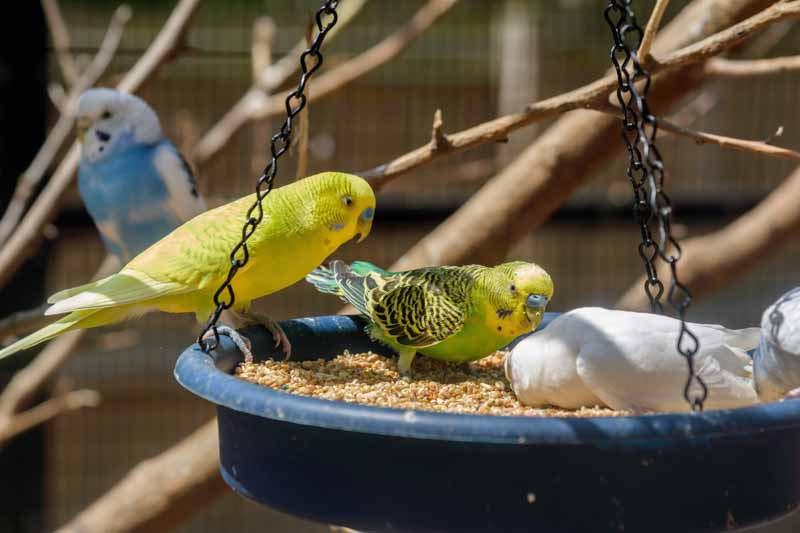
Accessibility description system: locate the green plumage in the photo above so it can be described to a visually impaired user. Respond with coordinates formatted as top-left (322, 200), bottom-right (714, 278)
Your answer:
top-left (306, 260), bottom-right (554, 372)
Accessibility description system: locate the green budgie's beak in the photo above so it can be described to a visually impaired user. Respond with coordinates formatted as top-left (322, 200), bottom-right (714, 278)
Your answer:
top-left (355, 207), bottom-right (374, 243)
top-left (525, 294), bottom-right (549, 325)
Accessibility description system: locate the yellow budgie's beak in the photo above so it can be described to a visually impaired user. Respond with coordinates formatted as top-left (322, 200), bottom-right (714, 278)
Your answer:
top-left (76, 117), bottom-right (91, 142)
top-left (356, 207), bottom-right (374, 243)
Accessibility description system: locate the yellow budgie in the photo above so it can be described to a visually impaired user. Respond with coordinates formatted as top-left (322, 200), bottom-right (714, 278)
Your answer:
top-left (0, 172), bottom-right (376, 361)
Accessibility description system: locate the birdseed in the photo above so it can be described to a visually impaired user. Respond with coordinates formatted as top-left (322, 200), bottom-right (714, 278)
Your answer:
top-left (235, 351), bottom-right (627, 417)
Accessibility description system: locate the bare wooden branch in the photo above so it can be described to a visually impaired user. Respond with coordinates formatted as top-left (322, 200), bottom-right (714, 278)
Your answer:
top-left (0, 5), bottom-right (132, 246)
top-left (617, 163), bottom-right (800, 311)
top-left (657, 116), bottom-right (800, 162)
top-left (57, 419), bottom-right (226, 533)
top-left (0, 388), bottom-right (100, 444)
top-left (0, 0), bottom-right (200, 290)
top-left (594, 104), bottom-right (800, 163)
top-left (42, 0), bottom-right (80, 86)
top-left (706, 54), bottom-right (800, 76)
top-left (430, 109), bottom-right (451, 151)
top-left (638, 0), bottom-right (671, 64)
top-left (251, 17), bottom-right (275, 84)
top-left (192, 0), bottom-right (455, 166)
top-left (361, 0), bottom-right (799, 188)
top-left (192, 0), bottom-right (367, 166)
top-left (382, 0), bottom-right (776, 269)
top-left (0, 255), bottom-right (117, 432)
top-left (296, 21), bottom-right (314, 180)
top-left (0, 303), bottom-right (52, 342)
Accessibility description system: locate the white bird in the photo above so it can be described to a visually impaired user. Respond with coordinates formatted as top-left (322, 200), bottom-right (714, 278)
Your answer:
top-left (753, 288), bottom-right (800, 402)
top-left (505, 307), bottom-right (760, 413)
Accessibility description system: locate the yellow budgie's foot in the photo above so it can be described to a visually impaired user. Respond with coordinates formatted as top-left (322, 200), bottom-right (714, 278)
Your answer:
top-left (229, 310), bottom-right (292, 360)
top-left (202, 325), bottom-right (254, 362)
top-left (397, 350), bottom-right (416, 375)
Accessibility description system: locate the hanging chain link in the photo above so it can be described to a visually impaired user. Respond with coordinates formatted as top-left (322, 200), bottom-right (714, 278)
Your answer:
top-left (197, 0), bottom-right (340, 352)
top-left (604, 1), bottom-right (707, 412)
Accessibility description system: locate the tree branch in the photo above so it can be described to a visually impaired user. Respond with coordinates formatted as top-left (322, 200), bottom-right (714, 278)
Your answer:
top-left (0, 255), bottom-right (118, 434)
top-left (42, 0), bottom-right (80, 86)
top-left (360, 0), bottom-right (799, 187)
top-left (192, 0), bottom-right (456, 166)
top-left (638, 0), bottom-right (671, 65)
top-left (0, 303), bottom-right (52, 342)
top-left (57, 420), bottom-right (226, 533)
top-left (616, 163), bottom-right (800, 311)
top-left (657, 116), bottom-right (800, 162)
top-left (0, 4), bottom-right (132, 246)
top-left (0, 0), bottom-right (200, 291)
top-left (191, 0), bottom-right (368, 166)
top-left (706, 54), bottom-right (800, 76)
top-left (0, 388), bottom-right (100, 444)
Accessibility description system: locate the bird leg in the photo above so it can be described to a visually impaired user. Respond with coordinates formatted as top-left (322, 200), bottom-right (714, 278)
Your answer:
top-left (396, 349), bottom-right (417, 375)
top-left (228, 310), bottom-right (292, 360)
top-left (201, 325), bottom-right (254, 363)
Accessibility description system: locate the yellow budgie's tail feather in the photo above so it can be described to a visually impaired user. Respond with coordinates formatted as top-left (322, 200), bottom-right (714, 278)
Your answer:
top-left (0, 310), bottom-right (100, 361)
top-left (47, 276), bottom-right (112, 304)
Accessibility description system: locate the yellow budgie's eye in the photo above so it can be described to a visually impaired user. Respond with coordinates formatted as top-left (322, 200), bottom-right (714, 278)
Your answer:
top-left (341, 195), bottom-right (353, 207)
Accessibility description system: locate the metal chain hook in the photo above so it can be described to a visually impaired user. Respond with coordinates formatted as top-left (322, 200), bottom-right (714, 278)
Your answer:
top-left (197, 0), bottom-right (340, 352)
top-left (604, 0), bottom-right (707, 412)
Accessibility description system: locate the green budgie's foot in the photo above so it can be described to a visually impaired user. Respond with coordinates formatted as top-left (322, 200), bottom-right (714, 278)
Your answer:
top-left (202, 325), bottom-right (254, 362)
top-left (230, 310), bottom-right (292, 360)
top-left (396, 350), bottom-right (416, 375)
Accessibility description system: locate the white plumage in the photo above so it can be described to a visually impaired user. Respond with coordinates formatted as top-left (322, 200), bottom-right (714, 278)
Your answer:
top-left (505, 307), bottom-right (760, 413)
top-left (753, 288), bottom-right (800, 402)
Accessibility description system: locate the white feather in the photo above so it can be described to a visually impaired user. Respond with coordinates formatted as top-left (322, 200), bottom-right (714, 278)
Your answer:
top-left (507, 307), bottom-right (759, 413)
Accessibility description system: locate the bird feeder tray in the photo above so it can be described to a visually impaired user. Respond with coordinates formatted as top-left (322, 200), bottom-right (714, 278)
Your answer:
top-left (174, 313), bottom-right (800, 533)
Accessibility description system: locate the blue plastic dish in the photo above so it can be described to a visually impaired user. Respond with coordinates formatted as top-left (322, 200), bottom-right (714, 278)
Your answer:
top-left (174, 313), bottom-right (800, 532)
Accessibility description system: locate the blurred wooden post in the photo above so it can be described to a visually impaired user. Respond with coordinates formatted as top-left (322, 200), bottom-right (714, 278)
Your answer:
top-left (0, 2), bottom-right (48, 531)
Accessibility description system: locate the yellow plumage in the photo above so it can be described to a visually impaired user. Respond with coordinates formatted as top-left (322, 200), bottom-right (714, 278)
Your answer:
top-left (0, 172), bottom-right (376, 360)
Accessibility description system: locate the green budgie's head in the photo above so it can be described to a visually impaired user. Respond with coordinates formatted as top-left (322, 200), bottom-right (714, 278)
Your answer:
top-left (495, 261), bottom-right (554, 330)
top-left (303, 171), bottom-right (376, 245)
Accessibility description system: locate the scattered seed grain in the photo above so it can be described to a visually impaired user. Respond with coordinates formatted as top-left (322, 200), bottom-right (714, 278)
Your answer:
top-left (236, 351), bottom-right (627, 417)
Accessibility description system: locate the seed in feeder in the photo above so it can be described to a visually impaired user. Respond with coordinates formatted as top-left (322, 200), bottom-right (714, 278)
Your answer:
top-left (235, 351), bottom-right (627, 418)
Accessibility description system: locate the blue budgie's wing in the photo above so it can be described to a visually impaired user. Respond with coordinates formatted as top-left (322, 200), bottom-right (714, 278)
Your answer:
top-left (151, 140), bottom-right (207, 223)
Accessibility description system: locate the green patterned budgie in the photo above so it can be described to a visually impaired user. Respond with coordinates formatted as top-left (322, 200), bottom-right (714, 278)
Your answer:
top-left (306, 260), bottom-right (554, 373)
top-left (0, 172), bottom-right (376, 361)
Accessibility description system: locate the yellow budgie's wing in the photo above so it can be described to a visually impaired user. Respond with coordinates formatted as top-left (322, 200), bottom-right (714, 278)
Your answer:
top-left (369, 272), bottom-right (467, 348)
top-left (127, 193), bottom-right (261, 290)
top-left (45, 269), bottom-right (191, 315)
top-left (47, 194), bottom-right (262, 315)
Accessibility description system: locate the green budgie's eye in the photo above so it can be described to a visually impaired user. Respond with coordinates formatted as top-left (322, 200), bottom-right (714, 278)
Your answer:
top-left (341, 195), bottom-right (353, 207)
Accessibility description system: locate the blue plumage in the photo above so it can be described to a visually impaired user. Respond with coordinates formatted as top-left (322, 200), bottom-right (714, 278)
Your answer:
top-left (76, 89), bottom-right (206, 263)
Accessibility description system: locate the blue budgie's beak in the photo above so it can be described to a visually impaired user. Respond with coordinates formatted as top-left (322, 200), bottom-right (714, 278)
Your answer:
top-left (76, 117), bottom-right (91, 142)
top-left (355, 207), bottom-right (374, 243)
top-left (526, 294), bottom-right (549, 310)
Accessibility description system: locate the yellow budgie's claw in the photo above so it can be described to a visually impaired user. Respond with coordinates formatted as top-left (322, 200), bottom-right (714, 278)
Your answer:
top-left (202, 325), bottom-right (254, 362)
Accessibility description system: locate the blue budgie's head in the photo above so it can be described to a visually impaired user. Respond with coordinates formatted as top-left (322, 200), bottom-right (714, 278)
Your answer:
top-left (77, 88), bottom-right (163, 163)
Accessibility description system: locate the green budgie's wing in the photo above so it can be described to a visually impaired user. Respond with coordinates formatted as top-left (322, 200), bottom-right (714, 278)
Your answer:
top-left (349, 261), bottom-right (390, 277)
top-left (368, 269), bottom-right (468, 348)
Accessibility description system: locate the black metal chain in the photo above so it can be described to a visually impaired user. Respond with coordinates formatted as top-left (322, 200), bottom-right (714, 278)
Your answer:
top-left (604, 1), bottom-right (707, 412)
top-left (197, 0), bottom-right (340, 352)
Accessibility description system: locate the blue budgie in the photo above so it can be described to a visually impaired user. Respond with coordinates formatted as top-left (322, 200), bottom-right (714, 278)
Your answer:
top-left (76, 88), bottom-right (207, 263)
